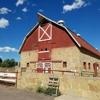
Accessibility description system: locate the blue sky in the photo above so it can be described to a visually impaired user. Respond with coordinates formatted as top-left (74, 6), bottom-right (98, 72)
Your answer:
top-left (0, 0), bottom-right (100, 62)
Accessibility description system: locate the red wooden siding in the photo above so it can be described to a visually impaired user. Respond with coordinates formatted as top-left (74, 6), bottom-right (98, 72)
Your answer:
top-left (21, 23), bottom-right (76, 60)
top-left (51, 25), bottom-right (76, 48)
top-left (21, 28), bottom-right (38, 51)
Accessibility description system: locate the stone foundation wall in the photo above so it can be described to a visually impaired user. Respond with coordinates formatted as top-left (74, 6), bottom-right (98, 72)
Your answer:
top-left (17, 72), bottom-right (100, 100)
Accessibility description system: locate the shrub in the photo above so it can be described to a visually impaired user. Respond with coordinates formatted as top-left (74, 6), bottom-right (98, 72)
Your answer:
top-left (44, 87), bottom-right (61, 96)
top-left (36, 86), bottom-right (44, 93)
top-left (36, 87), bottom-right (61, 96)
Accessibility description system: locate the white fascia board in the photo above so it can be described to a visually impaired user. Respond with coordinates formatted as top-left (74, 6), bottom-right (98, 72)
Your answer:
top-left (64, 26), bottom-right (81, 47)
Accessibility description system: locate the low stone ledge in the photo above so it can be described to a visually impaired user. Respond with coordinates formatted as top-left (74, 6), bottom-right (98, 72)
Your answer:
top-left (54, 95), bottom-right (92, 100)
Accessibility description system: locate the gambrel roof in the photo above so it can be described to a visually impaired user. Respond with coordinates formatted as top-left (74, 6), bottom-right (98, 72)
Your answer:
top-left (19, 13), bottom-right (100, 57)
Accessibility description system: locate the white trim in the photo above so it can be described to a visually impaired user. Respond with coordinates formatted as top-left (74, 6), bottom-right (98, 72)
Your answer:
top-left (64, 27), bottom-right (81, 47)
top-left (38, 23), bottom-right (52, 42)
top-left (39, 24), bottom-right (51, 39)
top-left (36, 62), bottom-right (52, 73)
top-left (38, 50), bottom-right (49, 53)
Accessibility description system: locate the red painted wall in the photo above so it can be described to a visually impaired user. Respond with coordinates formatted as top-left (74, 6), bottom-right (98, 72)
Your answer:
top-left (21, 28), bottom-right (38, 51)
top-left (21, 23), bottom-right (76, 60)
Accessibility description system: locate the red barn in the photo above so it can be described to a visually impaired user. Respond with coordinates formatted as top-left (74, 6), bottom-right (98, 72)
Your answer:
top-left (19, 13), bottom-right (100, 75)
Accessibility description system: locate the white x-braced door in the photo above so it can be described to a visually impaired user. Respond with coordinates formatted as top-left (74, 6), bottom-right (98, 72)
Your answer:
top-left (38, 23), bottom-right (52, 42)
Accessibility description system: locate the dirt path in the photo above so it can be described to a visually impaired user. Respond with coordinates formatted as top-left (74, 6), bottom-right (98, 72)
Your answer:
top-left (0, 85), bottom-right (54, 100)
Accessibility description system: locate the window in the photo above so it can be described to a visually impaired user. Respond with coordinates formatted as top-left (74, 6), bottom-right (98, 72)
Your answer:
top-left (88, 63), bottom-right (91, 70)
top-left (40, 49), bottom-right (43, 51)
top-left (83, 62), bottom-right (86, 70)
top-left (26, 63), bottom-right (29, 67)
top-left (63, 62), bottom-right (67, 67)
top-left (45, 48), bottom-right (48, 51)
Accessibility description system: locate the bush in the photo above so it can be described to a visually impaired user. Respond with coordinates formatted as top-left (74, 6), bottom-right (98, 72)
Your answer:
top-left (36, 87), bottom-right (61, 96)
top-left (36, 86), bottom-right (44, 93)
top-left (44, 87), bottom-right (61, 96)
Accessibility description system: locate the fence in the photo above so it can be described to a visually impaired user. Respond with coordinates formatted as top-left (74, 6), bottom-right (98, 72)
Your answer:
top-left (81, 71), bottom-right (100, 77)
top-left (0, 71), bottom-right (18, 86)
top-left (31, 69), bottom-right (80, 76)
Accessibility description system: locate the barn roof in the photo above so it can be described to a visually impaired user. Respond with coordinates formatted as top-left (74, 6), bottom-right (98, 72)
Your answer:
top-left (19, 13), bottom-right (100, 57)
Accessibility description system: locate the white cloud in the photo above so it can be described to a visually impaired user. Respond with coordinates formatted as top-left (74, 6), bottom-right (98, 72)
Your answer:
top-left (27, 2), bottom-right (30, 5)
top-left (38, 9), bottom-right (44, 12)
top-left (62, 0), bottom-right (85, 13)
top-left (0, 7), bottom-right (11, 14)
top-left (16, 0), bottom-right (25, 6)
top-left (22, 7), bottom-right (28, 12)
top-left (32, 4), bottom-right (36, 7)
top-left (62, 0), bottom-right (65, 4)
top-left (98, 9), bottom-right (100, 11)
top-left (0, 46), bottom-right (18, 52)
top-left (84, 2), bottom-right (91, 7)
top-left (0, 18), bottom-right (9, 28)
top-left (73, 30), bottom-right (76, 32)
top-left (16, 17), bottom-right (21, 20)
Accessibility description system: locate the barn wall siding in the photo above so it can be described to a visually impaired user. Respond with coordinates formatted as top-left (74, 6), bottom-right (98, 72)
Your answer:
top-left (20, 50), bottom-right (38, 67)
top-left (80, 50), bottom-right (100, 72)
top-left (51, 46), bottom-right (80, 71)
top-left (21, 28), bottom-right (38, 51)
top-left (20, 22), bottom-right (100, 73)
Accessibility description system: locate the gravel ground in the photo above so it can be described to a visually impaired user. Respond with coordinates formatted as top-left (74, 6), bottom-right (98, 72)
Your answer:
top-left (0, 85), bottom-right (54, 100)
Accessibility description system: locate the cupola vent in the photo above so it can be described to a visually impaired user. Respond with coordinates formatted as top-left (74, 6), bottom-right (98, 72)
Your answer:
top-left (77, 34), bottom-right (81, 37)
top-left (58, 20), bottom-right (65, 26)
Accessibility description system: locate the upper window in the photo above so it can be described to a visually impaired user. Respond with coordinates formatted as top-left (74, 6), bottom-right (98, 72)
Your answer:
top-left (63, 62), bottom-right (67, 67)
top-left (45, 48), bottom-right (48, 51)
top-left (40, 49), bottom-right (43, 51)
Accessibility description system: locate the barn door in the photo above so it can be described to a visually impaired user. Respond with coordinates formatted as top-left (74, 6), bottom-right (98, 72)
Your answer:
top-left (36, 62), bottom-right (52, 73)
top-left (36, 63), bottom-right (43, 73)
top-left (44, 63), bottom-right (52, 73)
top-left (93, 63), bottom-right (98, 76)
top-left (38, 23), bottom-right (52, 42)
